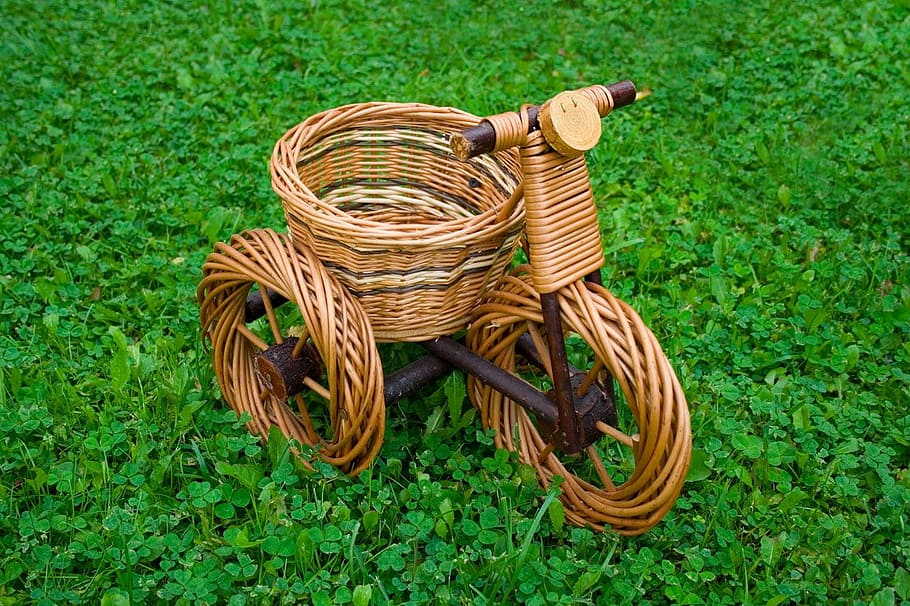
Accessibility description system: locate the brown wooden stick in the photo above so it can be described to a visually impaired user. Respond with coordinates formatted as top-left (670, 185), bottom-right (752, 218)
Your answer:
top-left (577, 358), bottom-right (606, 397)
top-left (258, 282), bottom-right (284, 344)
top-left (451, 106), bottom-right (540, 160)
top-left (236, 324), bottom-right (268, 351)
top-left (302, 377), bottom-right (331, 401)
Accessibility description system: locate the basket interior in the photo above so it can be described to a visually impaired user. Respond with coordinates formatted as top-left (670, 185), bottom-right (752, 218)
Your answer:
top-left (295, 126), bottom-right (518, 228)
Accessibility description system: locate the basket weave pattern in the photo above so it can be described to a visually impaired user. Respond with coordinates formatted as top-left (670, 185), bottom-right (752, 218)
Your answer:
top-left (271, 103), bottom-right (524, 341)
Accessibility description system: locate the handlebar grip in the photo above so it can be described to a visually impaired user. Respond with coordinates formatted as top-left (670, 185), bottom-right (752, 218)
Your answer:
top-left (575, 80), bottom-right (637, 116)
top-left (451, 80), bottom-right (637, 160)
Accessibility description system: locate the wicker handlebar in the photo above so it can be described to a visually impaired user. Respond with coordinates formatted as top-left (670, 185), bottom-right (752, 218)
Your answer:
top-left (450, 80), bottom-right (636, 160)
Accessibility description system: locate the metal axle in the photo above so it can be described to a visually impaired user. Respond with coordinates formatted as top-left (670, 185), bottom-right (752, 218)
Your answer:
top-left (245, 292), bottom-right (617, 454)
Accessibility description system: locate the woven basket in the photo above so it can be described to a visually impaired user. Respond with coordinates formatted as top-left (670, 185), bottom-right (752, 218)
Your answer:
top-left (270, 102), bottom-right (524, 341)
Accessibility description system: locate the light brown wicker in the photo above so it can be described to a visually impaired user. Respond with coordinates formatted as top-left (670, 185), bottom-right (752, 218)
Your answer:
top-left (196, 82), bottom-right (691, 535)
top-left (197, 229), bottom-right (385, 475)
top-left (270, 103), bottom-right (525, 341)
top-left (467, 267), bottom-right (691, 535)
top-left (483, 103), bottom-right (605, 293)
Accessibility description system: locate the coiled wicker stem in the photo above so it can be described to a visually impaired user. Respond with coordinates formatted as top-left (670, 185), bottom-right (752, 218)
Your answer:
top-left (198, 229), bottom-right (385, 475)
top-left (467, 268), bottom-right (691, 534)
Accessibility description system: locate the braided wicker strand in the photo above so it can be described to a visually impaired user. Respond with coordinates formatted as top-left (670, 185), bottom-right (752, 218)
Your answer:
top-left (198, 229), bottom-right (386, 475)
top-left (574, 84), bottom-right (615, 118)
top-left (482, 106), bottom-right (532, 154)
top-left (479, 104), bottom-right (606, 293)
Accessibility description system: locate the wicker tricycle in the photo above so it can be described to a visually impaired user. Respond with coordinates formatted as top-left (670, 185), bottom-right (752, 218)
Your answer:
top-left (198, 81), bottom-right (691, 535)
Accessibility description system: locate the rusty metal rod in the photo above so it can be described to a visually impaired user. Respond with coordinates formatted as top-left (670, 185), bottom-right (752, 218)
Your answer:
top-left (420, 337), bottom-right (558, 425)
top-left (540, 292), bottom-right (584, 451)
top-left (383, 354), bottom-right (452, 404)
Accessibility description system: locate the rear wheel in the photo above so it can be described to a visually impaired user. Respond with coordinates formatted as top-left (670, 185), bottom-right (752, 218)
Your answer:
top-left (467, 268), bottom-right (691, 534)
top-left (198, 229), bottom-right (385, 475)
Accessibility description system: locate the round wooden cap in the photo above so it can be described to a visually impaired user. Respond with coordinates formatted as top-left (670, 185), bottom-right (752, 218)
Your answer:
top-left (539, 91), bottom-right (602, 157)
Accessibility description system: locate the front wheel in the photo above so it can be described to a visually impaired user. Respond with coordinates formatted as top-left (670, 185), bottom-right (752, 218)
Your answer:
top-left (467, 268), bottom-right (691, 534)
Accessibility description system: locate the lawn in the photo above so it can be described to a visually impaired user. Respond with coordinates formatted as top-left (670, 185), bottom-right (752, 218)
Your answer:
top-left (1, 0), bottom-right (908, 604)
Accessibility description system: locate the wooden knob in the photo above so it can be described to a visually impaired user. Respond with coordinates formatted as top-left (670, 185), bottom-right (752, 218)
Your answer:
top-left (539, 91), bottom-right (602, 157)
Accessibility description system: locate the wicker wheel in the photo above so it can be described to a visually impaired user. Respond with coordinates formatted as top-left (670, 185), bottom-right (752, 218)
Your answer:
top-left (466, 268), bottom-right (691, 535)
top-left (197, 229), bottom-right (385, 475)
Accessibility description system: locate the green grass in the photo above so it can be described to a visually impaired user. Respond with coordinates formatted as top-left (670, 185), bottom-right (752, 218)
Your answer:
top-left (1, 0), bottom-right (908, 604)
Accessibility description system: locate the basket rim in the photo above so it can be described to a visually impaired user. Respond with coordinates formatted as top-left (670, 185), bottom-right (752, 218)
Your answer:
top-left (271, 101), bottom-right (524, 248)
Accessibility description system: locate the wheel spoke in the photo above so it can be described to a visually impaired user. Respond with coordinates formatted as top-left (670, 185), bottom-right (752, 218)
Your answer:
top-left (291, 335), bottom-right (310, 359)
top-left (576, 358), bottom-right (605, 397)
top-left (595, 420), bottom-right (635, 448)
top-left (303, 376), bottom-right (331, 401)
top-left (526, 322), bottom-right (553, 377)
top-left (537, 442), bottom-right (555, 465)
top-left (289, 324), bottom-right (310, 342)
top-left (586, 445), bottom-right (616, 491)
top-left (292, 394), bottom-right (317, 437)
top-left (258, 283), bottom-right (284, 344)
top-left (236, 324), bottom-right (269, 351)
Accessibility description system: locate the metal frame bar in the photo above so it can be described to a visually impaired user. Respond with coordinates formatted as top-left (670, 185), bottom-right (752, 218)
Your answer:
top-left (539, 292), bottom-right (584, 451)
top-left (419, 337), bottom-right (558, 425)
